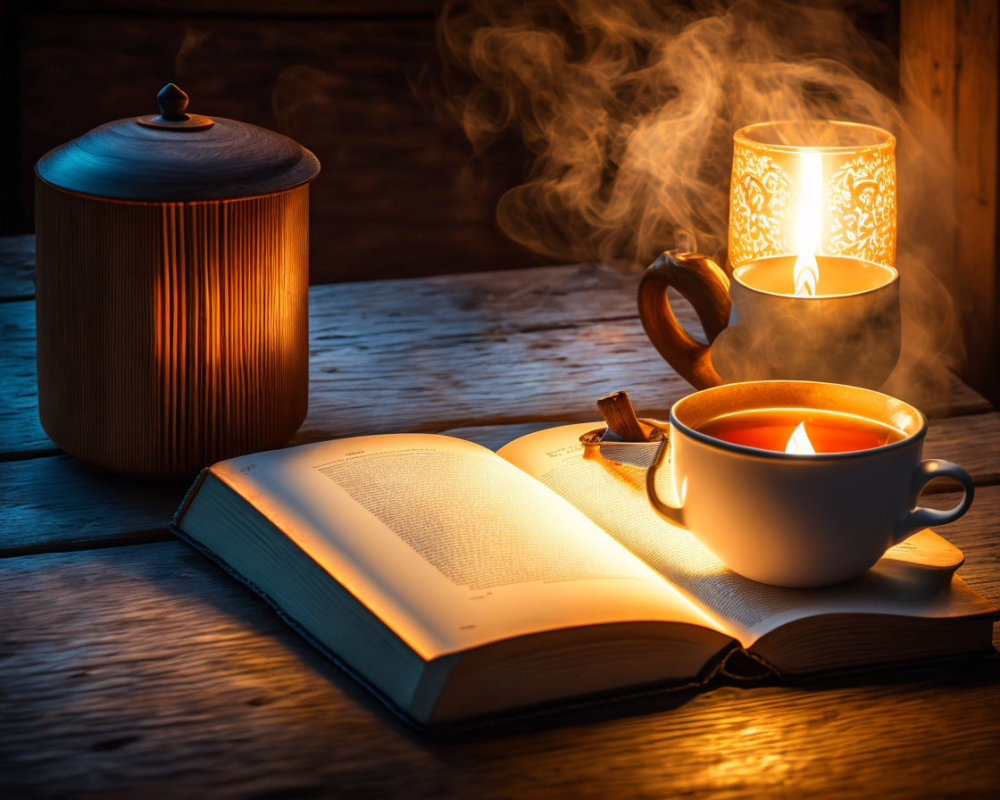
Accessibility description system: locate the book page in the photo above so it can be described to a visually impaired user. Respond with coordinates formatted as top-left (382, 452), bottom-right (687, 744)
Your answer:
top-left (499, 423), bottom-right (995, 647)
top-left (212, 435), bottom-right (718, 661)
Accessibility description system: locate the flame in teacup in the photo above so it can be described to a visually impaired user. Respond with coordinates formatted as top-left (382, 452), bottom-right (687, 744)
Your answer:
top-left (785, 421), bottom-right (816, 455)
top-left (793, 151), bottom-right (822, 296)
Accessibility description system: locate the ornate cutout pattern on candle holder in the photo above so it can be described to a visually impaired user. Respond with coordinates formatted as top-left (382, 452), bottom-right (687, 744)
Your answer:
top-left (728, 121), bottom-right (896, 269)
top-left (826, 149), bottom-right (896, 267)
top-left (728, 148), bottom-right (792, 267)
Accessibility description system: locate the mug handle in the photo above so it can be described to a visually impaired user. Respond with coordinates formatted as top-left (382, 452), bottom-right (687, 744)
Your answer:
top-left (637, 250), bottom-right (732, 389)
top-left (895, 459), bottom-right (975, 544)
top-left (645, 434), bottom-right (688, 529)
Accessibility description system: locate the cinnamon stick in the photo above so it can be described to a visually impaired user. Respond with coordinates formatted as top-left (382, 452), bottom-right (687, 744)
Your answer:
top-left (597, 391), bottom-right (659, 442)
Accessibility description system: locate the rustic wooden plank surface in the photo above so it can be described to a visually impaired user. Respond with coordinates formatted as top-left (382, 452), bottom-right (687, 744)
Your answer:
top-left (0, 454), bottom-right (184, 556)
top-left (935, 489), bottom-right (1000, 590)
top-left (3, 411), bottom-right (997, 557)
top-left (0, 261), bottom-right (671, 456)
top-left (294, 325), bottom-right (992, 442)
top-left (1, 263), bottom-right (990, 457)
top-left (0, 299), bottom-right (51, 457)
top-left (2, 230), bottom-right (999, 797)
top-left (0, 234), bottom-right (34, 299)
top-left (1, 482), bottom-right (998, 798)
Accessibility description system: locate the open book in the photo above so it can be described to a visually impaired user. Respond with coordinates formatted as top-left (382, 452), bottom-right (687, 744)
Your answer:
top-left (172, 423), bottom-right (998, 726)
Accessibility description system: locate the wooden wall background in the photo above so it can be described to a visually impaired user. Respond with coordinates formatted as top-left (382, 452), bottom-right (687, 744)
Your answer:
top-left (2, 0), bottom-right (540, 283)
top-left (4, 0), bottom-right (996, 403)
top-left (4, 0), bottom-right (901, 287)
top-left (901, 0), bottom-right (1000, 401)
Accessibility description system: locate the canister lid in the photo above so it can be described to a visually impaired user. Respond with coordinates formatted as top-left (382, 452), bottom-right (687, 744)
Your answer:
top-left (35, 84), bottom-right (321, 202)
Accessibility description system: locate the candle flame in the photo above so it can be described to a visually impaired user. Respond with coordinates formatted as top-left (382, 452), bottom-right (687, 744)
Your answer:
top-left (793, 151), bottom-right (823, 296)
top-left (785, 421), bottom-right (816, 455)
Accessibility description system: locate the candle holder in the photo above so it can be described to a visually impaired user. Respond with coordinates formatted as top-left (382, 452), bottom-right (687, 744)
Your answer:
top-left (729, 120), bottom-right (896, 270)
top-left (638, 120), bottom-right (899, 391)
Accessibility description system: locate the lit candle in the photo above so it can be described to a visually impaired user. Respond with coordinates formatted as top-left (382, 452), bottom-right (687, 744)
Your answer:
top-left (695, 407), bottom-right (905, 454)
top-left (735, 141), bottom-right (892, 298)
top-left (729, 120), bottom-right (896, 290)
top-left (636, 120), bottom-right (899, 391)
top-left (793, 151), bottom-right (823, 296)
top-left (785, 421), bottom-right (816, 454)
top-left (731, 252), bottom-right (896, 297)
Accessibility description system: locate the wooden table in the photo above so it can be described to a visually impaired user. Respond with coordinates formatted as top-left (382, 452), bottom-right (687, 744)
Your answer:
top-left (2, 234), bottom-right (999, 797)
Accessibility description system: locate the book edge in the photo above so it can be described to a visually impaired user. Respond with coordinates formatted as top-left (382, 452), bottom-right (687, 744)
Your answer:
top-left (170, 517), bottom-right (437, 730)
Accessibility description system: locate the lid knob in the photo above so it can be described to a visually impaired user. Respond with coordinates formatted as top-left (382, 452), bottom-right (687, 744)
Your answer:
top-left (136, 83), bottom-right (214, 131)
top-left (157, 83), bottom-right (190, 121)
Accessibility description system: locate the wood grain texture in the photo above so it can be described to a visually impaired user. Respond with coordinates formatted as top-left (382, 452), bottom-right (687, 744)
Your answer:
top-left (0, 299), bottom-right (50, 457)
top-left (0, 418), bottom-right (581, 557)
top-left (35, 183), bottom-right (310, 477)
top-left (0, 454), bottom-right (182, 556)
top-left (292, 293), bottom-right (990, 444)
top-left (19, 13), bottom-right (536, 283)
top-left (901, 0), bottom-right (1000, 400)
top-left (37, 112), bottom-right (320, 201)
top-left (2, 411), bottom-right (997, 558)
top-left (36, 0), bottom-right (442, 15)
top-left (2, 209), bottom-right (1000, 797)
top-left (596, 390), bottom-right (659, 442)
top-left (637, 251), bottom-right (731, 389)
top-left (0, 260), bottom-right (655, 456)
top-left (2, 255), bottom-right (992, 458)
top-left (0, 482), bottom-right (997, 798)
top-left (952, 0), bottom-right (1000, 400)
top-left (0, 234), bottom-right (35, 299)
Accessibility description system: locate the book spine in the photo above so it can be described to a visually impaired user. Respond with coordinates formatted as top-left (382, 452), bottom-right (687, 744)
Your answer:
top-left (171, 467), bottom-right (210, 529)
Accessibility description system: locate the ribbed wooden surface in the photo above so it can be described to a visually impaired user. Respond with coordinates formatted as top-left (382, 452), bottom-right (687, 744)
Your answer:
top-left (34, 183), bottom-right (309, 477)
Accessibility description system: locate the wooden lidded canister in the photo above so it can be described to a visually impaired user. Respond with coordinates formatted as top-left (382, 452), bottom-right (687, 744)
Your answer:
top-left (34, 84), bottom-right (320, 478)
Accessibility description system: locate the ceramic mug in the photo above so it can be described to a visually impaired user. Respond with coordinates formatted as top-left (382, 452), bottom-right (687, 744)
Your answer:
top-left (645, 380), bottom-right (974, 587)
top-left (638, 251), bottom-right (901, 391)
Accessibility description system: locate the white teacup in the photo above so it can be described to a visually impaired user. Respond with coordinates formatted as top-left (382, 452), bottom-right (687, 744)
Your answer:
top-left (646, 381), bottom-right (974, 587)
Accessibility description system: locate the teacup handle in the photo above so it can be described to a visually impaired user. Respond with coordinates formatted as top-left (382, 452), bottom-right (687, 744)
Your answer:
top-left (645, 435), bottom-right (688, 529)
top-left (637, 250), bottom-right (732, 389)
top-left (895, 459), bottom-right (975, 543)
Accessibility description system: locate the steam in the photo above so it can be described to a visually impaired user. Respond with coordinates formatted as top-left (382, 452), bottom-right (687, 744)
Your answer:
top-left (273, 65), bottom-right (347, 144)
top-left (435, 0), bottom-right (966, 403)
top-left (175, 28), bottom-right (213, 78)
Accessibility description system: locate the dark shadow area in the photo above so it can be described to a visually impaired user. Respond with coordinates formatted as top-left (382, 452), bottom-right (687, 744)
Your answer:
top-left (0, 452), bottom-right (191, 556)
top-left (2, 0), bottom-right (537, 282)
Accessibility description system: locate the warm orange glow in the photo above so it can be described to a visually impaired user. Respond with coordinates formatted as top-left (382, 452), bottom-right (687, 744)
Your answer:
top-left (785, 421), bottom-right (816, 455)
top-left (793, 151), bottom-right (822, 296)
top-left (729, 122), bottom-right (897, 275)
top-left (699, 408), bottom-right (904, 453)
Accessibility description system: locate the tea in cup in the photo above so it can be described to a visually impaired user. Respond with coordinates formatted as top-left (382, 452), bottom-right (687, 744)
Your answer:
top-left (646, 381), bottom-right (973, 587)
